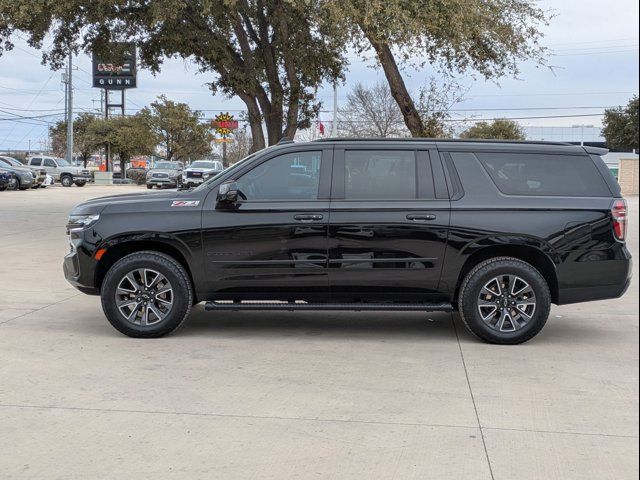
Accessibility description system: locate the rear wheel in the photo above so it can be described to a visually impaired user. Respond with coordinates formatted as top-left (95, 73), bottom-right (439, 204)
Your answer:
top-left (458, 257), bottom-right (551, 344)
top-left (101, 251), bottom-right (193, 338)
top-left (75, 181), bottom-right (86, 187)
top-left (60, 175), bottom-right (73, 187)
top-left (146, 184), bottom-right (153, 189)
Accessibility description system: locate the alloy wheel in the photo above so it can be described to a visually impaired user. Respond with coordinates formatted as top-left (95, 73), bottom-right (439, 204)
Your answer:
top-left (115, 268), bottom-right (174, 326)
top-left (477, 274), bottom-right (536, 332)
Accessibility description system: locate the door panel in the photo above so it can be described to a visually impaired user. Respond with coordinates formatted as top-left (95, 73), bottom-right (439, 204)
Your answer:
top-left (328, 148), bottom-right (450, 302)
top-left (201, 147), bottom-right (332, 300)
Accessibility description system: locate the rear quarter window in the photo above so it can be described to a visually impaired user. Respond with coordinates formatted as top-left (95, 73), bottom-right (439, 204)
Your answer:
top-left (475, 152), bottom-right (611, 197)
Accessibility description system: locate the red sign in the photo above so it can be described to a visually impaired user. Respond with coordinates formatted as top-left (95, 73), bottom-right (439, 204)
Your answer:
top-left (212, 120), bottom-right (239, 129)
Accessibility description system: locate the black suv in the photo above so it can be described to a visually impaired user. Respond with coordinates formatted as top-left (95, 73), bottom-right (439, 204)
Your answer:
top-left (64, 139), bottom-right (632, 344)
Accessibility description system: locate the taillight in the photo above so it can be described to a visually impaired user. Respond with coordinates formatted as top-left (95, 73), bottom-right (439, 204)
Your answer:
top-left (611, 199), bottom-right (628, 241)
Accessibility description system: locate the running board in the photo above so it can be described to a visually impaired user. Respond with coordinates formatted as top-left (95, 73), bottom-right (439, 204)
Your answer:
top-left (205, 301), bottom-right (453, 312)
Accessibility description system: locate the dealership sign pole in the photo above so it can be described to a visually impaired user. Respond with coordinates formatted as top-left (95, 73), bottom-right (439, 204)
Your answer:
top-left (211, 113), bottom-right (239, 167)
top-left (92, 45), bottom-right (137, 173)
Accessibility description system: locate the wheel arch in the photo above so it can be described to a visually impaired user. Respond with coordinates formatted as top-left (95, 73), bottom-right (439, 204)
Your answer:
top-left (454, 245), bottom-right (559, 305)
top-left (94, 239), bottom-right (197, 301)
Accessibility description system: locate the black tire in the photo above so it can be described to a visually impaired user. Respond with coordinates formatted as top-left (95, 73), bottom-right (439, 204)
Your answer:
top-left (60, 175), bottom-right (73, 187)
top-left (100, 251), bottom-right (193, 338)
top-left (75, 181), bottom-right (86, 187)
top-left (11, 178), bottom-right (21, 190)
top-left (458, 257), bottom-right (551, 345)
top-left (146, 184), bottom-right (153, 189)
top-left (0, 186), bottom-right (6, 191)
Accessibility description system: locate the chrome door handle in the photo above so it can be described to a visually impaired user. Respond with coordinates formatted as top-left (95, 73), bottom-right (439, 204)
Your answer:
top-left (406, 214), bottom-right (436, 222)
top-left (294, 214), bottom-right (323, 222)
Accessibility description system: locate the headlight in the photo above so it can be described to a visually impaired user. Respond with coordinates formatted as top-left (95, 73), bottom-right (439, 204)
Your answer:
top-left (22, 171), bottom-right (34, 180)
top-left (66, 214), bottom-right (100, 233)
top-left (146, 171), bottom-right (153, 178)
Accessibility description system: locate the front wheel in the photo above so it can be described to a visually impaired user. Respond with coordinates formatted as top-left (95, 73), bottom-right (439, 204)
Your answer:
top-left (75, 181), bottom-right (86, 187)
top-left (101, 251), bottom-right (194, 338)
top-left (458, 257), bottom-right (551, 344)
top-left (60, 175), bottom-right (73, 187)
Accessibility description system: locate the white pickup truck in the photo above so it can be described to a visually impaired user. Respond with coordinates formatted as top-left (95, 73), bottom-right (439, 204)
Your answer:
top-left (27, 156), bottom-right (92, 187)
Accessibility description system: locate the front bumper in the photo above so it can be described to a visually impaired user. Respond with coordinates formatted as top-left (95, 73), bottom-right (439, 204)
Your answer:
top-left (147, 178), bottom-right (179, 187)
top-left (63, 230), bottom-right (100, 295)
top-left (72, 174), bottom-right (92, 183)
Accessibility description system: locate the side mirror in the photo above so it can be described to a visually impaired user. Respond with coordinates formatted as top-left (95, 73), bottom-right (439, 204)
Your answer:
top-left (216, 181), bottom-right (240, 207)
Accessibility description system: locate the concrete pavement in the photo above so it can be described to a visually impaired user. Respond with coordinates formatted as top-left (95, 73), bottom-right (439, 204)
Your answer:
top-left (0, 185), bottom-right (638, 479)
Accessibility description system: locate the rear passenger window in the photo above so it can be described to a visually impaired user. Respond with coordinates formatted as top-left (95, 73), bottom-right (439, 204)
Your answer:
top-left (345, 150), bottom-right (416, 200)
top-left (476, 152), bottom-right (611, 197)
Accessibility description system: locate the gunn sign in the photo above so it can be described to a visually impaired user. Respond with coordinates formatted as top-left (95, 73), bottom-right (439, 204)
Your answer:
top-left (92, 46), bottom-right (137, 90)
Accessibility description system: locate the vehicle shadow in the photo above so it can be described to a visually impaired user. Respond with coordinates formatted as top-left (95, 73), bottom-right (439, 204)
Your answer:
top-left (175, 305), bottom-right (457, 341)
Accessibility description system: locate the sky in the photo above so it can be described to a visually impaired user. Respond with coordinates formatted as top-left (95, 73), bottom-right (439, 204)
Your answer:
top-left (0, 0), bottom-right (638, 151)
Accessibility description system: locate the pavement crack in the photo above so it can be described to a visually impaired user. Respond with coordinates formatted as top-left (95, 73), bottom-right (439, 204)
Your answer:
top-left (452, 312), bottom-right (496, 480)
top-left (0, 293), bottom-right (81, 326)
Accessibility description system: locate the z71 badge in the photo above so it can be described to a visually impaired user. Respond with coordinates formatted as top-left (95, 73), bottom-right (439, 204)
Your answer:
top-left (171, 200), bottom-right (200, 207)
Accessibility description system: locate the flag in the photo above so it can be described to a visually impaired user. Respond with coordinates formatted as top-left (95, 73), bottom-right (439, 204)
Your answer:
top-left (319, 120), bottom-right (325, 136)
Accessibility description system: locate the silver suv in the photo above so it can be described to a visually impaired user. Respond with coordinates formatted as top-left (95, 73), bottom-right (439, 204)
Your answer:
top-left (27, 156), bottom-right (92, 187)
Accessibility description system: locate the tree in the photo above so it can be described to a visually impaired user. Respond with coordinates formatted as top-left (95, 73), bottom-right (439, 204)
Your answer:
top-left (324, 0), bottom-right (549, 137)
top-left (223, 126), bottom-right (253, 165)
top-left (602, 96), bottom-right (639, 152)
top-left (338, 81), bottom-right (406, 137)
top-left (0, 0), bottom-right (347, 151)
top-left (416, 78), bottom-right (467, 138)
top-left (140, 96), bottom-right (213, 162)
top-left (49, 113), bottom-right (103, 166)
top-left (103, 114), bottom-right (157, 169)
top-left (459, 119), bottom-right (526, 140)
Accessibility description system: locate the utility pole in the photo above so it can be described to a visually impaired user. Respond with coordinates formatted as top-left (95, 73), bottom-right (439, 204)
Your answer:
top-left (331, 83), bottom-right (338, 137)
top-left (65, 54), bottom-right (74, 164)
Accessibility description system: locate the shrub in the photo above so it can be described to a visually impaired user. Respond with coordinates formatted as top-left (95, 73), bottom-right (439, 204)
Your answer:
top-left (126, 168), bottom-right (148, 185)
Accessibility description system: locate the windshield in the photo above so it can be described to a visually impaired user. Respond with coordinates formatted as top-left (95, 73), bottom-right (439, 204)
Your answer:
top-left (0, 157), bottom-right (20, 167)
top-left (193, 150), bottom-right (262, 192)
top-left (154, 162), bottom-right (179, 170)
top-left (55, 158), bottom-right (71, 166)
top-left (190, 161), bottom-right (220, 169)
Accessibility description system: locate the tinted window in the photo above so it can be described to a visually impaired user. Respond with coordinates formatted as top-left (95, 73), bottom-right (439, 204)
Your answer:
top-left (30, 158), bottom-right (42, 166)
top-left (43, 159), bottom-right (56, 167)
top-left (0, 158), bottom-right (11, 167)
top-left (236, 151), bottom-right (322, 200)
top-left (345, 150), bottom-right (416, 200)
top-left (476, 152), bottom-right (611, 197)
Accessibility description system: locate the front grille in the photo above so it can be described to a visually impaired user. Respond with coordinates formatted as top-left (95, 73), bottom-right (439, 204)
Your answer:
top-left (187, 171), bottom-right (203, 178)
top-left (152, 172), bottom-right (169, 178)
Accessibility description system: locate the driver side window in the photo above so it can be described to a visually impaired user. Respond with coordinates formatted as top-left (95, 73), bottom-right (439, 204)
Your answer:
top-left (236, 151), bottom-right (322, 201)
top-left (44, 159), bottom-right (56, 168)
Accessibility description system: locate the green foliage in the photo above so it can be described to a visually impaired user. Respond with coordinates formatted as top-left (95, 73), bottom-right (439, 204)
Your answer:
top-left (103, 114), bottom-right (157, 166)
top-left (140, 96), bottom-right (213, 162)
top-left (126, 168), bottom-right (148, 185)
top-left (602, 96), bottom-right (639, 152)
top-left (49, 113), bottom-right (103, 162)
top-left (459, 119), bottom-right (526, 140)
top-left (0, 0), bottom-right (348, 149)
top-left (323, 0), bottom-right (549, 137)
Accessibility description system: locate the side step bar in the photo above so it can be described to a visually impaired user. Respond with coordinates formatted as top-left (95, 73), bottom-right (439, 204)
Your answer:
top-left (205, 301), bottom-right (453, 312)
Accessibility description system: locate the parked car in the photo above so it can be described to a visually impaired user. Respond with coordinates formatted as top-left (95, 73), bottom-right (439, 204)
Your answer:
top-left (64, 139), bottom-right (632, 343)
top-left (0, 168), bottom-right (17, 191)
top-left (181, 160), bottom-right (224, 188)
top-left (26, 155), bottom-right (91, 187)
top-left (0, 157), bottom-right (35, 190)
top-left (0, 156), bottom-right (46, 188)
top-left (145, 161), bottom-right (184, 189)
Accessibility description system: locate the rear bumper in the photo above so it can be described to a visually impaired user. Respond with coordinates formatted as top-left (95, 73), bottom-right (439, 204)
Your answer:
top-left (557, 248), bottom-right (633, 305)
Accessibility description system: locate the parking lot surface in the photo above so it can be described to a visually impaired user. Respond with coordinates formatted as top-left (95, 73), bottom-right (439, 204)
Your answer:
top-left (1, 185), bottom-right (638, 479)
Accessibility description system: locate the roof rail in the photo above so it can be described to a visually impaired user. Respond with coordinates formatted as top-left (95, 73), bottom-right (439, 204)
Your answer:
top-left (312, 137), bottom-right (574, 147)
